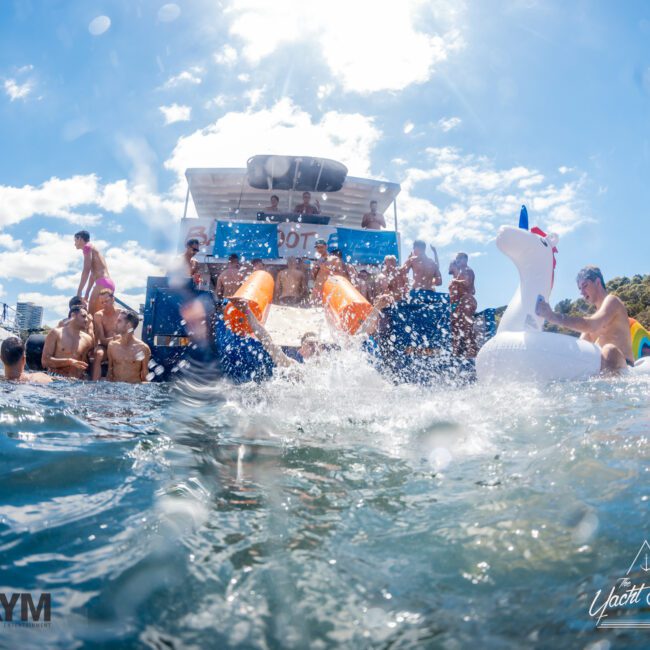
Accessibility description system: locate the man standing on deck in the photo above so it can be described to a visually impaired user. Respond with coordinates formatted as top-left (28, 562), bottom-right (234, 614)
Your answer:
top-left (536, 265), bottom-right (633, 373)
top-left (107, 312), bottom-right (151, 383)
top-left (293, 191), bottom-right (321, 215)
top-left (403, 241), bottom-right (442, 298)
top-left (42, 306), bottom-right (94, 378)
top-left (265, 195), bottom-right (281, 212)
top-left (375, 255), bottom-right (408, 303)
top-left (275, 257), bottom-right (307, 306)
top-left (449, 254), bottom-right (478, 358)
top-left (215, 254), bottom-right (245, 300)
top-left (74, 230), bottom-right (114, 315)
top-left (92, 289), bottom-right (122, 380)
top-left (361, 201), bottom-right (386, 230)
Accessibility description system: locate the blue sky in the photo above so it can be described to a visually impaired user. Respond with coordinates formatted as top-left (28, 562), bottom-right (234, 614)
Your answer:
top-left (1, 0), bottom-right (648, 324)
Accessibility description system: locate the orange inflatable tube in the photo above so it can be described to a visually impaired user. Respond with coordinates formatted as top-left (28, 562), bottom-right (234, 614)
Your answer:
top-left (224, 270), bottom-right (274, 336)
top-left (322, 275), bottom-right (373, 335)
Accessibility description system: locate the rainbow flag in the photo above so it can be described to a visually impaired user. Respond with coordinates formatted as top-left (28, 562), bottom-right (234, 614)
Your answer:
top-left (629, 318), bottom-right (650, 361)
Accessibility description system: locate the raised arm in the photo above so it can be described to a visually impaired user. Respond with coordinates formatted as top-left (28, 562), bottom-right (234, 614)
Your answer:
top-left (230, 298), bottom-right (294, 367)
top-left (536, 294), bottom-right (617, 335)
top-left (357, 294), bottom-right (393, 336)
top-left (107, 342), bottom-right (115, 381)
top-left (430, 246), bottom-right (442, 286)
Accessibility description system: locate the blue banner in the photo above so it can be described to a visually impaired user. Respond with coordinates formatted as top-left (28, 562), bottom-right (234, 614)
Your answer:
top-left (335, 228), bottom-right (398, 264)
top-left (214, 221), bottom-right (278, 258)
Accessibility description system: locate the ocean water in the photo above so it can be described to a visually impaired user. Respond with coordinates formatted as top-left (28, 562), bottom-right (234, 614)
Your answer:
top-left (1, 350), bottom-right (649, 649)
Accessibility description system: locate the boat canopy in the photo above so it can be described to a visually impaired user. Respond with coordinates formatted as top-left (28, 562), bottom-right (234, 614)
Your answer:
top-left (185, 159), bottom-right (401, 229)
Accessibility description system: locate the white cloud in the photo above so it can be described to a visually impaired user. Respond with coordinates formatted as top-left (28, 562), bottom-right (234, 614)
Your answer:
top-left (224, 0), bottom-right (464, 93)
top-left (4, 78), bottom-right (32, 101)
top-left (16, 292), bottom-right (71, 313)
top-left (317, 84), bottom-right (334, 100)
top-left (160, 103), bottom-right (192, 124)
top-left (243, 87), bottom-right (264, 107)
top-left (0, 231), bottom-right (81, 283)
top-left (438, 116), bottom-right (461, 132)
top-left (558, 166), bottom-right (573, 174)
top-left (165, 99), bottom-right (381, 198)
top-left (214, 45), bottom-right (238, 66)
top-left (162, 68), bottom-right (203, 88)
top-left (88, 15), bottom-right (111, 36)
top-left (0, 175), bottom-right (110, 228)
top-left (403, 121), bottom-right (415, 134)
top-left (0, 233), bottom-right (21, 248)
top-left (205, 94), bottom-right (228, 109)
top-left (397, 147), bottom-right (590, 247)
top-left (158, 3), bottom-right (181, 22)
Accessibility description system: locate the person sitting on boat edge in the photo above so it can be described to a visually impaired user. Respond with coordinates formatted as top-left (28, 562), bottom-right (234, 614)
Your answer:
top-left (92, 289), bottom-right (122, 380)
top-left (293, 191), bottom-right (321, 215)
top-left (229, 294), bottom-right (393, 368)
top-left (403, 240), bottom-right (442, 300)
top-left (1, 336), bottom-right (52, 383)
top-left (536, 265), bottom-right (633, 373)
top-left (361, 200), bottom-right (386, 230)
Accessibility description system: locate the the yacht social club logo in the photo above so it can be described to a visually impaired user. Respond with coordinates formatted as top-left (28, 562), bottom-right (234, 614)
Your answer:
top-left (589, 540), bottom-right (650, 629)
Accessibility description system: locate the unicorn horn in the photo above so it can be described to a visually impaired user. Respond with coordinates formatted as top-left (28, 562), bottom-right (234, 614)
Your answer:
top-left (518, 205), bottom-right (529, 230)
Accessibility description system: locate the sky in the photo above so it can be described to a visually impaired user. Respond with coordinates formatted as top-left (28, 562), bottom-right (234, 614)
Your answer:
top-left (1, 0), bottom-right (649, 325)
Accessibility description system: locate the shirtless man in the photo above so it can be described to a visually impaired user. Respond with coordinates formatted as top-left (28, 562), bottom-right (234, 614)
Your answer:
top-left (92, 289), bottom-right (122, 380)
top-left (251, 258), bottom-right (266, 272)
top-left (536, 265), bottom-right (633, 373)
top-left (448, 253), bottom-right (477, 358)
top-left (403, 241), bottom-right (442, 295)
top-left (354, 269), bottom-right (373, 302)
top-left (375, 255), bottom-right (408, 302)
top-left (58, 296), bottom-right (95, 339)
top-left (361, 200), bottom-right (386, 230)
top-left (215, 254), bottom-right (244, 300)
top-left (265, 194), bottom-right (281, 212)
top-left (75, 230), bottom-right (114, 315)
top-left (294, 191), bottom-right (320, 215)
top-left (107, 311), bottom-right (151, 383)
top-left (311, 250), bottom-right (350, 303)
top-left (42, 306), bottom-right (94, 378)
top-left (1, 337), bottom-right (52, 383)
top-left (275, 257), bottom-right (307, 306)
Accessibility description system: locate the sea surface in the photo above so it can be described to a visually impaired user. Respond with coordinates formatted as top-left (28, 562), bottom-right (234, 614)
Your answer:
top-left (1, 350), bottom-right (649, 649)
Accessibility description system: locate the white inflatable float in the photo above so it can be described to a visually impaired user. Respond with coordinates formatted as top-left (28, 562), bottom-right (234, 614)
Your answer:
top-left (476, 209), bottom-right (650, 382)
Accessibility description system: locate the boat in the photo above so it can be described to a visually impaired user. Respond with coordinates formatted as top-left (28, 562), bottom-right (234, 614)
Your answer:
top-left (142, 155), bottom-right (496, 383)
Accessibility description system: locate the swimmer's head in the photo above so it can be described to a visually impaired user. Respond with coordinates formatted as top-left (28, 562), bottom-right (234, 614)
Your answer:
top-left (117, 311), bottom-right (140, 335)
top-left (228, 253), bottom-right (240, 266)
top-left (252, 258), bottom-right (265, 270)
top-left (413, 240), bottom-right (426, 254)
top-left (299, 331), bottom-right (320, 359)
top-left (1, 336), bottom-right (25, 369)
top-left (68, 305), bottom-right (89, 327)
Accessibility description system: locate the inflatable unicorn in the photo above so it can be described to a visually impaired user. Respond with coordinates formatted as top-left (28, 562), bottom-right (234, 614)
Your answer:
top-left (476, 207), bottom-right (649, 382)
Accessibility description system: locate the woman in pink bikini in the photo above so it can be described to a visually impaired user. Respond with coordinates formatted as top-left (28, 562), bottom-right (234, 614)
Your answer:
top-left (74, 230), bottom-right (115, 315)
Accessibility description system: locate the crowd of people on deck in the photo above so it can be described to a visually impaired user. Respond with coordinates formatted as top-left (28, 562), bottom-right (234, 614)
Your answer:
top-left (3, 202), bottom-right (636, 383)
top-left (180, 194), bottom-right (480, 360)
top-left (0, 230), bottom-right (151, 384)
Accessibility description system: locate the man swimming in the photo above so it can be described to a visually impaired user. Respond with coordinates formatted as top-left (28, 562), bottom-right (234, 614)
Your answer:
top-left (1, 337), bottom-right (52, 383)
top-left (536, 265), bottom-right (633, 373)
top-left (403, 241), bottom-right (442, 296)
top-left (92, 289), bottom-right (122, 380)
top-left (42, 305), bottom-right (94, 378)
top-left (75, 230), bottom-right (114, 314)
top-left (107, 312), bottom-right (151, 383)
